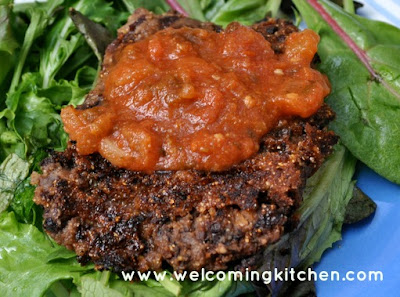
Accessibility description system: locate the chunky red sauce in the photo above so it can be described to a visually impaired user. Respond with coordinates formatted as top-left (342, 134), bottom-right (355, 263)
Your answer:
top-left (61, 24), bottom-right (330, 172)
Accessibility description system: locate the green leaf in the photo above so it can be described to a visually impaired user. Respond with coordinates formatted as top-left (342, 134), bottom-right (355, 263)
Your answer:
top-left (79, 271), bottom-right (178, 297)
top-left (0, 0), bottom-right (19, 92)
top-left (8, 0), bottom-right (64, 93)
top-left (119, 0), bottom-right (170, 14)
top-left (177, 0), bottom-right (206, 21)
top-left (69, 8), bottom-right (114, 62)
top-left (293, 0), bottom-right (400, 184)
top-left (0, 212), bottom-right (92, 297)
top-left (39, 0), bottom-right (125, 88)
top-left (1, 71), bottom-right (89, 160)
top-left (0, 153), bottom-right (29, 212)
top-left (8, 179), bottom-right (39, 225)
top-left (344, 186), bottom-right (376, 224)
top-left (210, 0), bottom-right (282, 27)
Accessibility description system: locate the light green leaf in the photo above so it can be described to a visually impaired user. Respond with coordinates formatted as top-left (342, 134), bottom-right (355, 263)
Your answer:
top-left (0, 212), bottom-right (92, 297)
top-left (119, 0), bottom-right (170, 14)
top-left (0, 0), bottom-right (19, 91)
top-left (0, 154), bottom-right (29, 212)
top-left (210, 0), bottom-right (281, 27)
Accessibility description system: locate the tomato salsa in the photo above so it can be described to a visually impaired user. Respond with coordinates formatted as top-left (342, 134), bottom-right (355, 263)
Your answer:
top-left (61, 24), bottom-right (330, 172)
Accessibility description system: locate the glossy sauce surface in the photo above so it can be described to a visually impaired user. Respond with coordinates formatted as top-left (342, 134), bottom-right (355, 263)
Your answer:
top-left (61, 24), bottom-right (330, 171)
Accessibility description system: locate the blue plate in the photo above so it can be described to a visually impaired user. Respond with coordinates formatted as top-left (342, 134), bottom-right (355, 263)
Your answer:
top-left (315, 165), bottom-right (400, 296)
top-left (315, 1), bottom-right (400, 296)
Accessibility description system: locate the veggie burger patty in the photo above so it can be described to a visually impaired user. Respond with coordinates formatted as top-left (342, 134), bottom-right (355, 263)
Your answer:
top-left (31, 9), bottom-right (337, 272)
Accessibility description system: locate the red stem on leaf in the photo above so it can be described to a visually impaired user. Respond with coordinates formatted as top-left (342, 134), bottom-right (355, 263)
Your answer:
top-left (306, 0), bottom-right (379, 80)
top-left (165, 0), bottom-right (189, 17)
top-left (307, 0), bottom-right (400, 100)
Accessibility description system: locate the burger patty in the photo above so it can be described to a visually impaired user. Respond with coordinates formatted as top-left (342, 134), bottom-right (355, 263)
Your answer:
top-left (32, 9), bottom-right (338, 273)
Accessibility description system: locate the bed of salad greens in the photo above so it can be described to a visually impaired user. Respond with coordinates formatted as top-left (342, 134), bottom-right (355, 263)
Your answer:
top-left (0, 0), bottom-right (398, 296)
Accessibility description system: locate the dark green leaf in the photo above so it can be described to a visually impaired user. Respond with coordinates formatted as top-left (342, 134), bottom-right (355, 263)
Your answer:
top-left (277, 269), bottom-right (316, 297)
top-left (8, 179), bottom-right (38, 225)
top-left (344, 186), bottom-right (377, 224)
top-left (69, 8), bottom-right (114, 62)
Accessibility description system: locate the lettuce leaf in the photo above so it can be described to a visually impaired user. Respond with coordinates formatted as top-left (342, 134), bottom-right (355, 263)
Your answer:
top-left (1, 72), bottom-right (88, 159)
top-left (78, 270), bottom-right (254, 297)
top-left (0, 212), bottom-right (92, 297)
top-left (0, 153), bottom-right (29, 212)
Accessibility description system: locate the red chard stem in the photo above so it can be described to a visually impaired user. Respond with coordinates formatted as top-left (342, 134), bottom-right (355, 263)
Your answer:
top-left (165, 0), bottom-right (189, 17)
top-left (307, 0), bottom-right (400, 100)
top-left (306, 0), bottom-right (379, 80)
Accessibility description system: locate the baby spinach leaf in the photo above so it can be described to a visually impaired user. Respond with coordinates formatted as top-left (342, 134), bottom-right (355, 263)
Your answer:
top-left (294, 0), bottom-right (400, 184)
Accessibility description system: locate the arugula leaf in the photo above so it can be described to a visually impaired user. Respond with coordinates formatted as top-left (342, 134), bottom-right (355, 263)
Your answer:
top-left (39, 0), bottom-right (123, 88)
top-left (275, 271), bottom-right (316, 297)
top-left (0, 153), bottom-right (29, 212)
top-left (293, 0), bottom-right (400, 184)
top-left (177, 0), bottom-right (206, 21)
top-left (8, 0), bottom-right (64, 93)
top-left (0, 0), bottom-right (19, 97)
top-left (0, 212), bottom-right (92, 297)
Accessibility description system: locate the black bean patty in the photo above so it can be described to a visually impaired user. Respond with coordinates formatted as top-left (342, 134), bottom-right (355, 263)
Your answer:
top-left (32, 9), bottom-right (337, 273)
